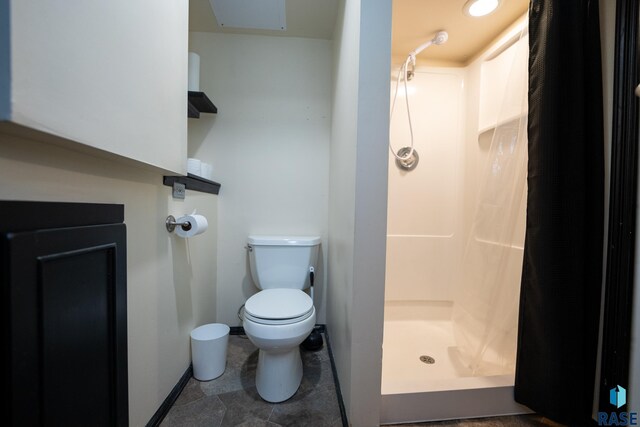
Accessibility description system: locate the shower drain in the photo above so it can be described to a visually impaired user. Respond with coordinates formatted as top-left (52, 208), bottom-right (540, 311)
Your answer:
top-left (419, 355), bottom-right (435, 364)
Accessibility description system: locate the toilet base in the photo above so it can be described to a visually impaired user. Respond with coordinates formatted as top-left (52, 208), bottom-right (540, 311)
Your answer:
top-left (255, 347), bottom-right (303, 402)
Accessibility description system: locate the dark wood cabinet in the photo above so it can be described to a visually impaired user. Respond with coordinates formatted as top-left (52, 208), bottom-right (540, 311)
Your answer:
top-left (1, 201), bottom-right (128, 426)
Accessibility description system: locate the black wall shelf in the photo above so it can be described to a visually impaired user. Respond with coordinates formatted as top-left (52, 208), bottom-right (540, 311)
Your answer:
top-left (163, 173), bottom-right (221, 195)
top-left (188, 91), bottom-right (217, 118)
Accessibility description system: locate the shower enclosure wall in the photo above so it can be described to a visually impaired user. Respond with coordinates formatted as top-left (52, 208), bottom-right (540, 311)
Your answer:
top-left (382, 17), bottom-right (530, 424)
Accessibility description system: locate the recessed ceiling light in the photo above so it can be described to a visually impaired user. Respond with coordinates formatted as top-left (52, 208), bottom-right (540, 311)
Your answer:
top-left (464, 0), bottom-right (501, 17)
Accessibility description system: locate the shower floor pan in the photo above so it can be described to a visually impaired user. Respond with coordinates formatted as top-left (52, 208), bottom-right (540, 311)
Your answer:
top-left (380, 302), bottom-right (531, 424)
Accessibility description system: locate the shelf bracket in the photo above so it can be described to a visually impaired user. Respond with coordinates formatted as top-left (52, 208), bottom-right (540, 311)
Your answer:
top-left (172, 182), bottom-right (186, 199)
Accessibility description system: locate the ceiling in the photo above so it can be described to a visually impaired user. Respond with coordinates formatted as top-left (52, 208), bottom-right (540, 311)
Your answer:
top-left (392, 0), bottom-right (529, 66)
top-left (189, 0), bottom-right (339, 40)
top-left (189, 0), bottom-right (528, 66)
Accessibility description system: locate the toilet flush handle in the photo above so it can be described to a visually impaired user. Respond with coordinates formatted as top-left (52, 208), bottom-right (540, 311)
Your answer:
top-left (309, 267), bottom-right (315, 302)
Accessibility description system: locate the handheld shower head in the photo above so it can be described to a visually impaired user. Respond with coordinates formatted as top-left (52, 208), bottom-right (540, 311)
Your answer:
top-left (433, 31), bottom-right (449, 45)
top-left (410, 30), bottom-right (449, 57)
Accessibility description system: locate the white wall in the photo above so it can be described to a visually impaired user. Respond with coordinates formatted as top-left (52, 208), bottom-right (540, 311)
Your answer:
top-left (328, 0), bottom-right (391, 424)
top-left (3, 0), bottom-right (188, 173)
top-left (328, 0), bottom-right (359, 419)
top-left (0, 133), bottom-right (218, 426)
top-left (386, 69), bottom-right (465, 302)
top-left (187, 32), bottom-right (331, 326)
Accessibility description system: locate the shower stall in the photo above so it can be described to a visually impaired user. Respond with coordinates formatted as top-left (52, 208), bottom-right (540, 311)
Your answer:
top-left (381, 17), bottom-right (531, 424)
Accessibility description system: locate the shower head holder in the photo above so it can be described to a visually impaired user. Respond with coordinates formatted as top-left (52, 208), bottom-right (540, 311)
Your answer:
top-left (395, 147), bottom-right (419, 171)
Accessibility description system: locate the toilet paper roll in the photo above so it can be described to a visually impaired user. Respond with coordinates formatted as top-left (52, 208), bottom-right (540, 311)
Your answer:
top-left (188, 52), bottom-right (200, 92)
top-left (187, 158), bottom-right (202, 176)
top-left (175, 214), bottom-right (208, 238)
top-left (201, 162), bottom-right (213, 180)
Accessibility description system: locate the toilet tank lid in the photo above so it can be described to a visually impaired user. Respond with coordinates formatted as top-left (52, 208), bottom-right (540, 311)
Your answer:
top-left (247, 235), bottom-right (321, 246)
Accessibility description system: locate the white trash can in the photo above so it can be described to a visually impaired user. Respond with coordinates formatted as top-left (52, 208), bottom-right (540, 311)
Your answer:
top-left (190, 323), bottom-right (230, 381)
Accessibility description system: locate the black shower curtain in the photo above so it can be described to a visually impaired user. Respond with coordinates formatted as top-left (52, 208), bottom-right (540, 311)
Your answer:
top-left (515, 0), bottom-right (604, 425)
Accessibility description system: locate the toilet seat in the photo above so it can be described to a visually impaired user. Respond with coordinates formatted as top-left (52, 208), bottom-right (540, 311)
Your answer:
top-left (244, 289), bottom-right (314, 325)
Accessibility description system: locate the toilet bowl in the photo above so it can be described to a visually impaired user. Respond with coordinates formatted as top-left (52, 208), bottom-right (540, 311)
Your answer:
top-left (243, 289), bottom-right (316, 402)
top-left (242, 235), bottom-right (321, 403)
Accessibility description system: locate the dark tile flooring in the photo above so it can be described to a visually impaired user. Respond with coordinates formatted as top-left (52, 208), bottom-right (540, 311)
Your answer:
top-left (160, 334), bottom-right (344, 427)
top-left (387, 414), bottom-right (564, 426)
top-left (161, 334), bottom-right (558, 427)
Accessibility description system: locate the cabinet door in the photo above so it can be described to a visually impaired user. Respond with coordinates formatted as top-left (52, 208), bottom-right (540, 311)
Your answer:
top-left (3, 220), bottom-right (127, 426)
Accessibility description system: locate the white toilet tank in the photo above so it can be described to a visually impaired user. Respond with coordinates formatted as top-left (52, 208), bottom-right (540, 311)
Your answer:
top-left (247, 236), bottom-right (320, 290)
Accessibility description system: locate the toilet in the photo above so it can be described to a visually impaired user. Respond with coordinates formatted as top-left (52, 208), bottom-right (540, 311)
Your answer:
top-left (242, 235), bottom-right (320, 403)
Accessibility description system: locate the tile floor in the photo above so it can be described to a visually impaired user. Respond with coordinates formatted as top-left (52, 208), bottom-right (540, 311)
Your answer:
top-left (160, 334), bottom-right (344, 427)
top-left (387, 414), bottom-right (563, 426)
top-left (160, 334), bottom-right (559, 427)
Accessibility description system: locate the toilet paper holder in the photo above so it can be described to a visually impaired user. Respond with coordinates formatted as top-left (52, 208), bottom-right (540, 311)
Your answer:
top-left (165, 215), bottom-right (192, 233)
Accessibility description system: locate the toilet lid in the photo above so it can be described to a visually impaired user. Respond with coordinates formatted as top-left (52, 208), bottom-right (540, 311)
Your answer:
top-left (244, 289), bottom-right (314, 321)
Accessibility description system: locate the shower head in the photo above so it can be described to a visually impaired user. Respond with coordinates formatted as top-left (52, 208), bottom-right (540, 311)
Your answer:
top-left (433, 31), bottom-right (449, 45)
top-left (410, 30), bottom-right (449, 57)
